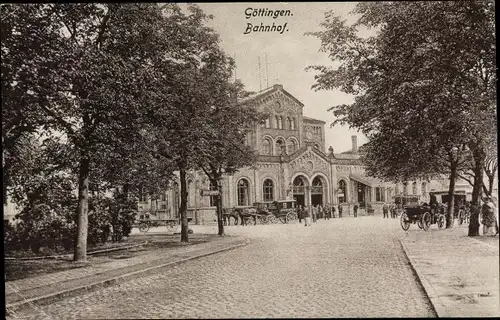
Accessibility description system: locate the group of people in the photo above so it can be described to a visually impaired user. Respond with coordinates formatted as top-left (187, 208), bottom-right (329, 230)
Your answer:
top-left (382, 202), bottom-right (400, 219)
top-left (297, 204), bottom-right (345, 226)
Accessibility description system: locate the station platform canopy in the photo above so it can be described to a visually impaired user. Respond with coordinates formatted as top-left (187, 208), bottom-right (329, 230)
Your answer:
top-left (349, 174), bottom-right (387, 188)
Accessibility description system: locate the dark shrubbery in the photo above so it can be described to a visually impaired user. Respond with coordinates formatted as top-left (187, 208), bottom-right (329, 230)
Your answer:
top-left (4, 193), bottom-right (138, 256)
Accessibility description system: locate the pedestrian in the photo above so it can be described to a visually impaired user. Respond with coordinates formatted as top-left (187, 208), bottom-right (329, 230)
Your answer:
top-left (382, 202), bottom-right (389, 219)
top-left (481, 197), bottom-right (497, 236)
top-left (319, 205), bottom-right (325, 220)
top-left (332, 204), bottom-right (336, 218)
top-left (303, 206), bottom-right (311, 226)
top-left (338, 204), bottom-right (343, 218)
top-left (353, 203), bottom-right (359, 217)
top-left (390, 204), bottom-right (396, 219)
top-left (298, 205), bottom-right (303, 223)
top-left (312, 205), bottom-right (317, 223)
top-left (324, 204), bottom-right (330, 220)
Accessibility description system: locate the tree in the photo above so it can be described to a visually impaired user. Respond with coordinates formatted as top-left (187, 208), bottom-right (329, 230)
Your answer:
top-left (197, 79), bottom-right (264, 236)
top-left (2, 4), bottom-right (185, 261)
top-left (1, 4), bottom-right (67, 203)
top-left (307, 1), bottom-right (496, 234)
top-left (139, 4), bottom-right (242, 242)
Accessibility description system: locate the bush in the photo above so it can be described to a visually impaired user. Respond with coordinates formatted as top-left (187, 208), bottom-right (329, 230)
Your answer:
top-left (6, 184), bottom-right (138, 255)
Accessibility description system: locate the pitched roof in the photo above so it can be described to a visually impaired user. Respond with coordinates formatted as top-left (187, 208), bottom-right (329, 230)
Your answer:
top-left (303, 116), bottom-right (326, 124)
top-left (237, 84), bottom-right (305, 107)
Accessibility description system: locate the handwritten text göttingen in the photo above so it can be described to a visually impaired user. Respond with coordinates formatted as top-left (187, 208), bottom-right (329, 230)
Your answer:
top-left (244, 8), bottom-right (292, 35)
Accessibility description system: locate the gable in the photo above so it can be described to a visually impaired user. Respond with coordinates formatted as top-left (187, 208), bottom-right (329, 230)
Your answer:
top-left (239, 86), bottom-right (304, 114)
top-left (288, 148), bottom-right (330, 177)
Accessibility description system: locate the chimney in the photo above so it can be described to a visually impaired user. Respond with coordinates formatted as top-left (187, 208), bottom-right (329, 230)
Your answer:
top-left (351, 135), bottom-right (358, 153)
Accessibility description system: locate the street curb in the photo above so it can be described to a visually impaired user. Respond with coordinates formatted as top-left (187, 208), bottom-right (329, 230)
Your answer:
top-left (5, 242), bottom-right (149, 261)
top-left (6, 237), bottom-right (250, 314)
top-left (399, 239), bottom-right (447, 318)
top-left (468, 236), bottom-right (499, 249)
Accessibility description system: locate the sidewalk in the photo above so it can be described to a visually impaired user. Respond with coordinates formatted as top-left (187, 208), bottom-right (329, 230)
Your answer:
top-left (400, 226), bottom-right (499, 317)
top-left (5, 234), bottom-right (249, 314)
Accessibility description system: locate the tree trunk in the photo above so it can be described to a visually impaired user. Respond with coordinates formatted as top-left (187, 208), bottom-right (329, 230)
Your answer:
top-left (446, 161), bottom-right (457, 228)
top-left (216, 180), bottom-right (224, 236)
top-left (468, 145), bottom-right (485, 237)
top-left (74, 156), bottom-right (90, 262)
top-left (486, 171), bottom-right (495, 197)
top-left (179, 167), bottom-right (189, 242)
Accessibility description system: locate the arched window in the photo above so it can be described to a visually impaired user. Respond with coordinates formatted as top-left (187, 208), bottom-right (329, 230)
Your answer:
top-left (264, 116), bottom-right (271, 128)
top-left (293, 176), bottom-right (305, 194)
top-left (312, 176), bottom-right (323, 195)
top-left (276, 116), bottom-right (283, 129)
top-left (338, 180), bottom-right (347, 203)
top-left (209, 180), bottom-right (217, 207)
top-left (403, 182), bottom-right (408, 196)
top-left (287, 139), bottom-right (297, 154)
top-left (261, 138), bottom-right (271, 155)
top-left (274, 116), bottom-right (280, 129)
top-left (375, 187), bottom-right (385, 202)
top-left (412, 182), bottom-right (417, 195)
top-left (287, 117), bottom-right (292, 130)
top-left (421, 182), bottom-right (427, 195)
top-left (237, 179), bottom-right (250, 206)
top-left (276, 139), bottom-right (285, 155)
top-left (291, 118), bottom-right (296, 130)
top-left (263, 179), bottom-right (274, 202)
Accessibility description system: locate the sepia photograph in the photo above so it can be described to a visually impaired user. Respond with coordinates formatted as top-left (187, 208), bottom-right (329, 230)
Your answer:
top-left (3, 2), bottom-right (498, 318)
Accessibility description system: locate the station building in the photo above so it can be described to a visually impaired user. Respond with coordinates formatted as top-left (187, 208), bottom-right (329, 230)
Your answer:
top-left (138, 84), bottom-right (476, 224)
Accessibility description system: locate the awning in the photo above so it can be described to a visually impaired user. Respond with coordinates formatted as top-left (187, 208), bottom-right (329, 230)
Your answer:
top-left (349, 174), bottom-right (386, 188)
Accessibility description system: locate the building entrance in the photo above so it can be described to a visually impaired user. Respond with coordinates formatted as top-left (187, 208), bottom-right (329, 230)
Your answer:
top-left (294, 195), bottom-right (305, 207)
top-left (357, 182), bottom-right (366, 204)
top-left (292, 176), bottom-right (307, 207)
top-left (311, 176), bottom-right (324, 206)
top-left (311, 194), bottom-right (323, 206)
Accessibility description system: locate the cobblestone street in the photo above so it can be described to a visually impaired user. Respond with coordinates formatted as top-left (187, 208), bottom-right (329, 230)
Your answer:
top-left (11, 217), bottom-right (436, 319)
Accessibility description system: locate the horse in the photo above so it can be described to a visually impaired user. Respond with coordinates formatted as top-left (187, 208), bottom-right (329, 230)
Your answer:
top-left (222, 207), bottom-right (239, 226)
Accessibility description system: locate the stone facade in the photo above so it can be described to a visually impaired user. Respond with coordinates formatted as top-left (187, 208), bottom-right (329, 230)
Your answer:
top-left (137, 85), bottom-right (480, 224)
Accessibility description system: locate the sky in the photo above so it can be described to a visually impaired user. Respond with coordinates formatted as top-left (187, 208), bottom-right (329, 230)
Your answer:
top-left (194, 2), bottom-right (369, 153)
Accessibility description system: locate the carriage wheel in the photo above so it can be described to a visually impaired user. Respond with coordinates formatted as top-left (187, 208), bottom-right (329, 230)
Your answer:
top-left (138, 222), bottom-right (149, 233)
top-left (267, 215), bottom-right (279, 224)
top-left (166, 222), bottom-right (177, 231)
top-left (273, 215), bottom-right (280, 224)
top-left (421, 212), bottom-right (432, 231)
top-left (265, 215), bottom-right (274, 224)
top-left (400, 212), bottom-right (411, 231)
top-left (437, 214), bottom-right (446, 229)
top-left (417, 220), bottom-right (423, 229)
top-left (250, 216), bottom-right (257, 226)
top-left (286, 212), bottom-right (297, 223)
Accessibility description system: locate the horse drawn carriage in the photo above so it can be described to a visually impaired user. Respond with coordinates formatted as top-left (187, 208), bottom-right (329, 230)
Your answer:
top-left (398, 196), bottom-right (446, 231)
top-left (136, 218), bottom-right (193, 233)
top-left (223, 200), bottom-right (299, 226)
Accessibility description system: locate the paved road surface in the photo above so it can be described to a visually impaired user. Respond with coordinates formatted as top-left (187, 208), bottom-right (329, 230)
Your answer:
top-left (11, 217), bottom-right (436, 319)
